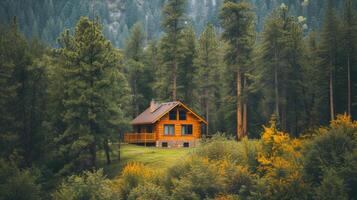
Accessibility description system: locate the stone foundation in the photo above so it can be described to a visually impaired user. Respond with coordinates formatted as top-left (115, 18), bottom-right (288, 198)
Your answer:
top-left (156, 140), bottom-right (199, 148)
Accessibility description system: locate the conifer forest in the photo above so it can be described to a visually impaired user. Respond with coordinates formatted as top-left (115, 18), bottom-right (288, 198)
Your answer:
top-left (0, 0), bottom-right (357, 199)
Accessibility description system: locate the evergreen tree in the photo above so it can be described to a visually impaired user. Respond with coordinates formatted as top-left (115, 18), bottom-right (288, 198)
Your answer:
top-left (160, 0), bottom-right (187, 100)
top-left (0, 19), bottom-right (49, 167)
top-left (220, 0), bottom-right (255, 139)
top-left (0, 21), bottom-right (23, 161)
top-left (341, 0), bottom-right (357, 117)
top-left (301, 32), bottom-right (328, 127)
top-left (56, 17), bottom-right (130, 174)
top-left (125, 23), bottom-right (151, 116)
top-left (178, 26), bottom-right (196, 106)
top-left (255, 4), bottom-right (308, 134)
top-left (194, 24), bottom-right (221, 135)
top-left (319, 0), bottom-right (341, 121)
top-left (145, 40), bottom-right (165, 101)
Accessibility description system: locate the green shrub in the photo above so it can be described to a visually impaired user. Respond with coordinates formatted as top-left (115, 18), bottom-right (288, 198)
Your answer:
top-left (0, 160), bottom-right (41, 200)
top-left (167, 156), bottom-right (222, 200)
top-left (304, 127), bottom-right (356, 184)
top-left (128, 182), bottom-right (168, 200)
top-left (220, 162), bottom-right (255, 196)
top-left (304, 118), bottom-right (357, 199)
top-left (315, 170), bottom-right (348, 200)
top-left (52, 169), bottom-right (115, 200)
top-left (196, 135), bottom-right (259, 171)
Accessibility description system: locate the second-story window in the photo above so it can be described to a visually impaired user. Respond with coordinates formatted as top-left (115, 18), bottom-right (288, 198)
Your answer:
top-left (179, 110), bottom-right (186, 120)
top-left (169, 109), bottom-right (177, 120)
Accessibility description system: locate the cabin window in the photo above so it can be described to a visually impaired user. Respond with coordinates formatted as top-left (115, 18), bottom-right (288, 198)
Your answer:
top-left (162, 142), bottom-right (168, 147)
top-left (146, 125), bottom-right (153, 133)
top-left (183, 142), bottom-right (189, 147)
top-left (164, 124), bottom-right (175, 135)
top-left (179, 110), bottom-right (186, 120)
top-left (181, 124), bottom-right (193, 135)
top-left (169, 109), bottom-right (177, 120)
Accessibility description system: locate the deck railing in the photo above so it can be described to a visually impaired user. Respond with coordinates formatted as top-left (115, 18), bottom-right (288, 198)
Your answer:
top-left (124, 133), bottom-right (156, 143)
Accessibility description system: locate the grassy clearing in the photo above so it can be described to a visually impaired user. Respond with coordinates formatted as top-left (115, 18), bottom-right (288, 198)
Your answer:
top-left (98, 144), bottom-right (194, 178)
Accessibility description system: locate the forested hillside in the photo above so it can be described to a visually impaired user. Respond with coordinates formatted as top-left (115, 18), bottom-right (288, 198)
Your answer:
top-left (0, 0), bottom-right (357, 199)
top-left (0, 0), bottom-right (349, 47)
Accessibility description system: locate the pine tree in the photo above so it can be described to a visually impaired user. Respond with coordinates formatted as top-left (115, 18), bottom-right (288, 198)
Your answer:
top-left (160, 0), bottom-right (187, 100)
top-left (279, 10), bottom-right (307, 134)
top-left (255, 4), bottom-right (304, 133)
top-left (194, 24), bottom-right (220, 135)
top-left (125, 23), bottom-right (148, 116)
top-left (178, 26), bottom-right (196, 106)
top-left (56, 17), bottom-right (130, 173)
top-left (0, 19), bottom-right (49, 167)
top-left (302, 32), bottom-right (328, 127)
top-left (341, 0), bottom-right (357, 117)
top-left (220, 0), bottom-right (254, 139)
top-left (320, 0), bottom-right (341, 121)
top-left (0, 21), bottom-right (23, 161)
top-left (144, 40), bottom-right (161, 99)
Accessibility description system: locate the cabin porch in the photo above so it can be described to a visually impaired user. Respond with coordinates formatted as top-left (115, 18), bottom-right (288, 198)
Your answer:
top-left (123, 132), bottom-right (156, 144)
top-left (124, 124), bottom-right (156, 144)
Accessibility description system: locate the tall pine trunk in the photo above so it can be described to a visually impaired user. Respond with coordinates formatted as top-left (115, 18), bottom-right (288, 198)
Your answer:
top-left (172, 28), bottom-right (177, 101)
top-left (133, 77), bottom-right (139, 116)
top-left (347, 54), bottom-right (351, 116)
top-left (274, 57), bottom-right (280, 121)
top-left (237, 71), bottom-right (243, 140)
top-left (172, 60), bottom-right (177, 100)
top-left (90, 142), bottom-right (96, 168)
top-left (118, 137), bottom-right (121, 161)
top-left (104, 139), bottom-right (111, 165)
top-left (205, 88), bottom-right (209, 136)
top-left (329, 67), bottom-right (335, 120)
top-left (21, 70), bottom-right (32, 167)
top-left (281, 87), bottom-right (287, 130)
top-left (243, 76), bottom-right (247, 137)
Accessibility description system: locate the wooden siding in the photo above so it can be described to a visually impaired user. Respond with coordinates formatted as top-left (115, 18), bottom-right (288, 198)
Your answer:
top-left (155, 105), bottom-right (201, 141)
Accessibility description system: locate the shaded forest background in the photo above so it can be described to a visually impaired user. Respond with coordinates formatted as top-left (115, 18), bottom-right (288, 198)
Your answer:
top-left (0, 0), bottom-right (357, 199)
top-left (0, 0), bottom-right (352, 47)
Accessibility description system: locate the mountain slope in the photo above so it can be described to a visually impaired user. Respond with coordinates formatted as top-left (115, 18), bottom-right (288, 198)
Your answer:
top-left (0, 0), bottom-right (345, 47)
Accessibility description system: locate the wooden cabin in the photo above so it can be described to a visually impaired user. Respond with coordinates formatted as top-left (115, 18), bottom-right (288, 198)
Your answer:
top-left (124, 100), bottom-right (208, 148)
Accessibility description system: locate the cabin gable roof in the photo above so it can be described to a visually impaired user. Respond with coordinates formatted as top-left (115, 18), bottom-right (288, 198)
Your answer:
top-left (131, 101), bottom-right (207, 125)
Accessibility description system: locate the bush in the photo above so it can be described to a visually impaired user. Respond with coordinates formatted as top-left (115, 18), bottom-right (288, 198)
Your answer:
top-left (212, 194), bottom-right (240, 200)
top-left (256, 117), bottom-right (310, 200)
top-left (114, 162), bottom-right (159, 199)
top-left (218, 161), bottom-right (255, 196)
top-left (167, 156), bottom-right (222, 200)
top-left (128, 182), bottom-right (168, 200)
top-left (52, 169), bottom-right (115, 200)
top-left (0, 160), bottom-right (41, 200)
top-left (196, 135), bottom-right (259, 171)
top-left (314, 170), bottom-right (348, 200)
top-left (304, 115), bottom-right (357, 199)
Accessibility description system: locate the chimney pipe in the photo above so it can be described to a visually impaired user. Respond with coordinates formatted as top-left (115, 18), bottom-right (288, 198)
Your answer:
top-left (150, 99), bottom-right (157, 112)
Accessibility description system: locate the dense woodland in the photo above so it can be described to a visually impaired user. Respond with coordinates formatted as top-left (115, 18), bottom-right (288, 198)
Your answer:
top-left (0, 0), bottom-right (357, 199)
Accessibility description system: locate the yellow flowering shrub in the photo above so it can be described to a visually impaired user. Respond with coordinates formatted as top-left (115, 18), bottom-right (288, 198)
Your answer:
top-left (214, 194), bottom-right (240, 200)
top-left (112, 162), bottom-right (159, 199)
top-left (257, 116), bottom-right (304, 188)
top-left (121, 162), bottom-right (155, 179)
top-left (330, 113), bottom-right (357, 129)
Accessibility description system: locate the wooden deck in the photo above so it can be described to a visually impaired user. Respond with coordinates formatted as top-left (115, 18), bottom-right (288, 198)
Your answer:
top-left (124, 133), bottom-right (156, 143)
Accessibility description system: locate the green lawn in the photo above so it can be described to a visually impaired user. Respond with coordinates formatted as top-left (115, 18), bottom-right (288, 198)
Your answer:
top-left (98, 144), bottom-right (195, 178)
